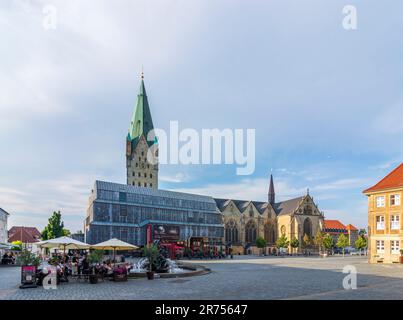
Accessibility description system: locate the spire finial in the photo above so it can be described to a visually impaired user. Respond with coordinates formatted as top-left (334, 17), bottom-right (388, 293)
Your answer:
top-left (307, 188), bottom-right (310, 196)
top-left (141, 65), bottom-right (144, 80)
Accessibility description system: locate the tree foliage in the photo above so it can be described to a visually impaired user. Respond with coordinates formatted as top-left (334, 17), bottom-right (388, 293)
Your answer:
top-left (322, 233), bottom-right (334, 251)
top-left (276, 234), bottom-right (289, 249)
top-left (256, 237), bottom-right (267, 249)
top-left (302, 234), bottom-right (311, 247)
top-left (336, 233), bottom-right (349, 256)
top-left (355, 235), bottom-right (367, 251)
top-left (290, 238), bottom-right (299, 248)
top-left (41, 211), bottom-right (70, 240)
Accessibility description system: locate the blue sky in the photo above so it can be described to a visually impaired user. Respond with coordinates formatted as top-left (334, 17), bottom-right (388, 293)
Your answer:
top-left (1, 0), bottom-right (403, 232)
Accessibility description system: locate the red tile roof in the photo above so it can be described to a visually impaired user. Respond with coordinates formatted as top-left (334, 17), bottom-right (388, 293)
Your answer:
top-left (324, 220), bottom-right (346, 230)
top-left (8, 226), bottom-right (41, 243)
top-left (364, 163), bottom-right (403, 193)
top-left (345, 224), bottom-right (358, 231)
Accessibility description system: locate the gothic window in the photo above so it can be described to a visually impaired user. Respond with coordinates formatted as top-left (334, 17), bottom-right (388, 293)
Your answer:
top-left (249, 208), bottom-right (253, 218)
top-left (264, 223), bottom-right (276, 244)
top-left (225, 220), bottom-right (239, 244)
top-left (144, 182), bottom-right (146, 187)
top-left (145, 173), bottom-right (147, 178)
top-left (138, 182), bottom-right (141, 187)
top-left (132, 172), bottom-right (135, 176)
top-left (303, 218), bottom-right (312, 238)
top-left (245, 220), bottom-right (257, 244)
top-left (136, 163), bottom-right (138, 168)
top-left (150, 183), bottom-right (153, 187)
top-left (138, 172), bottom-right (141, 177)
top-left (150, 173), bottom-right (153, 178)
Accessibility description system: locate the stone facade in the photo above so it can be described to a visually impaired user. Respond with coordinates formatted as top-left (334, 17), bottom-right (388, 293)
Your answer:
top-left (126, 135), bottom-right (158, 188)
top-left (216, 185), bottom-right (325, 254)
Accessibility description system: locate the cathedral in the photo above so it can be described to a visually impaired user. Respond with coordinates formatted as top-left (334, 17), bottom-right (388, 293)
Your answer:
top-left (119, 74), bottom-right (325, 254)
top-left (215, 175), bottom-right (324, 254)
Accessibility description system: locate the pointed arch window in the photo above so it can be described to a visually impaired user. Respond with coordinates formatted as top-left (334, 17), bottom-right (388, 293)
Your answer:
top-left (245, 220), bottom-right (257, 244)
top-left (225, 220), bottom-right (239, 244)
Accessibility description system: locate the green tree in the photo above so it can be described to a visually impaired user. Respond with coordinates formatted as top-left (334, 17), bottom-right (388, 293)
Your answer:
top-left (41, 211), bottom-right (70, 240)
top-left (336, 233), bottom-right (349, 257)
top-left (322, 233), bottom-right (334, 254)
top-left (313, 231), bottom-right (324, 254)
top-left (355, 235), bottom-right (367, 255)
top-left (302, 234), bottom-right (311, 248)
top-left (143, 244), bottom-right (160, 272)
top-left (276, 235), bottom-right (289, 255)
top-left (359, 229), bottom-right (367, 236)
top-left (255, 237), bottom-right (267, 256)
top-left (290, 238), bottom-right (299, 255)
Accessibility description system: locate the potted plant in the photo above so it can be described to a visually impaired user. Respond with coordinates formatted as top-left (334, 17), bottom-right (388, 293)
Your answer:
top-left (400, 249), bottom-right (403, 264)
top-left (17, 249), bottom-right (40, 289)
top-left (88, 250), bottom-right (103, 284)
top-left (143, 244), bottom-right (159, 280)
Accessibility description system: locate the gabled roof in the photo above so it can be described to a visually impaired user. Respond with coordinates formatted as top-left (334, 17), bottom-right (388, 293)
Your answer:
top-left (272, 196), bottom-right (305, 216)
top-left (8, 226), bottom-right (41, 243)
top-left (0, 208), bottom-right (10, 216)
top-left (346, 224), bottom-right (358, 231)
top-left (363, 163), bottom-right (403, 193)
top-left (324, 220), bottom-right (346, 231)
top-left (253, 201), bottom-right (270, 214)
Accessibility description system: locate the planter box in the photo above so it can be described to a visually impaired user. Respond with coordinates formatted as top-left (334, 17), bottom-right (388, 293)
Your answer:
top-left (113, 273), bottom-right (127, 282)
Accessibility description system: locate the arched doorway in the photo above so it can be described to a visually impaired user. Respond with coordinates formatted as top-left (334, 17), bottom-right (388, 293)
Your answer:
top-left (303, 217), bottom-right (312, 238)
top-left (264, 223), bottom-right (276, 245)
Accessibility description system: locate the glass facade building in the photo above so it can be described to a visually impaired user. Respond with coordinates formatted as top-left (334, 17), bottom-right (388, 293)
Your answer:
top-left (85, 181), bottom-right (224, 245)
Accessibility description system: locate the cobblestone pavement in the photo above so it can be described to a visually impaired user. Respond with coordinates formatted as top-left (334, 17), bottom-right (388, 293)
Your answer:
top-left (1, 256), bottom-right (403, 300)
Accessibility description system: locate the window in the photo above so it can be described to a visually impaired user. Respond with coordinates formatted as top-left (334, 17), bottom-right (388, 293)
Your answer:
top-left (245, 220), bottom-right (257, 244)
top-left (138, 172), bottom-right (141, 177)
top-left (120, 205), bottom-right (127, 217)
top-left (138, 182), bottom-right (141, 187)
top-left (144, 182), bottom-right (146, 187)
top-left (391, 215), bottom-right (400, 230)
top-left (376, 240), bottom-right (385, 254)
top-left (141, 151), bottom-right (144, 156)
top-left (150, 183), bottom-right (153, 187)
top-left (391, 240), bottom-right (400, 254)
top-left (376, 216), bottom-right (385, 230)
top-left (132, 172), bottom-right (135, 176)
top-left (144, 173), bottom-right (147, 178)
top-left (376, 196), bottom-right (385, 208)
top-left (391, 194), bottom-right (401, 206)
top-left (135, 163), bottom-right (138, 168)
top-left (150, 173), bottom-right (153, 178)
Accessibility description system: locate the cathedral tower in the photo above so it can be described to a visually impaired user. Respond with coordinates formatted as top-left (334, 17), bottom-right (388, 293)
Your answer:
top-left (126, 73), bottom-right (158, 188)
top-left (268, 174), bottom-right (275, 204)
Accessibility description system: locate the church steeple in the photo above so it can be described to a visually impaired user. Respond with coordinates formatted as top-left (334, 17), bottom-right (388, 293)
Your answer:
top-left (126, 72), bottom-right (158, 189)
top-left (128, 73), bottom-right (155, 144)
top-left (268, 174), bottom-right (275, 204)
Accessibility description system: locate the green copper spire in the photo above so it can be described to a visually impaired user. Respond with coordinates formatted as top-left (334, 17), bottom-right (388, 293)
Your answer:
top-left (128, 73), bottom-right (155, 145)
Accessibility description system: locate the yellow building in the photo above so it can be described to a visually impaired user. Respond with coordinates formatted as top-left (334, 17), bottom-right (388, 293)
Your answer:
top-left (363, 163), bottom-right (403, 263)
